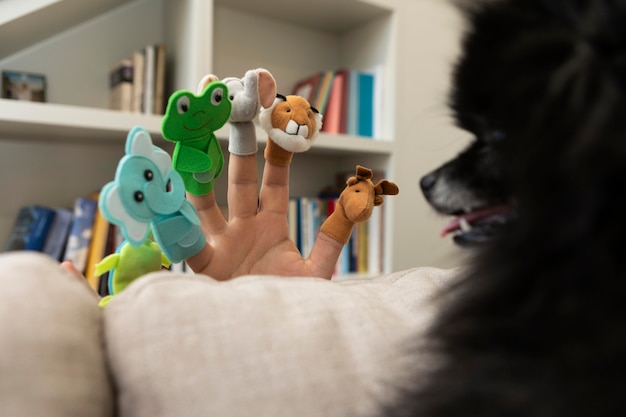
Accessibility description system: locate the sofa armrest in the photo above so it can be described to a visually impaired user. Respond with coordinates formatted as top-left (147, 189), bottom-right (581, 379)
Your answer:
top-left (105, 267), bottom-right (457, 417)
top-left (0, 253), bottom-right (114, 417)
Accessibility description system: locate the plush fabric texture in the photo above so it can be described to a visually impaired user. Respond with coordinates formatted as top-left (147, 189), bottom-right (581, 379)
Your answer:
top-left (0, 253), bottom-right (114, 417)
top-left (161, 82), bottom-right (231, 195)
top-left (223, 68), bottom-right (277, 156)
top-left (260, 95), bottom-right (323, 166)
top-left (321, 165), bottom-right (399, 244)
top-left (104, 266), bottom-right (457, 417)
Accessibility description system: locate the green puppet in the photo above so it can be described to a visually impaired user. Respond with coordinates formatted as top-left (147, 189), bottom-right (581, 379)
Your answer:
top-left (161, 78), bottom-right (232, 195)
top-left (95, 239), bottom-right (171, 308)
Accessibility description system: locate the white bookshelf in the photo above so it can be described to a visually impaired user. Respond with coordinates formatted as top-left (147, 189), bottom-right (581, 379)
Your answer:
top-left (0, 0), bottom-right (468, 272)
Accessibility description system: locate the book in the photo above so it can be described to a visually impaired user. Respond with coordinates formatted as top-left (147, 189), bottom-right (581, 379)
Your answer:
top-left (345, 69), bottom-right (378, 137)
top-left (312, 70), bottom-right (335, 115)
top-left (42, 208), bottom-right (73, 261)
top-left (84, 204), bottom-right (111, 290)
top-left (357, 72), bottom-right (374, 137)
top-left (143, 44), bottom-right (156, 115)
top-left (153, 43), bottom-right (166, 115)
top-left (108, 59), bottom-right (133, 112)
top-left (292, 72), bottom-right (322, 103)
top-left (356, 221), bottom-right (369, 273)
top-left (346, 70), bottom-right (360, 136)
top-left (366, 203), bottom-right (383, 275)
top-left (321, 69), bottom-right (348, 134)
top-left (63, 196), bottom-right (98, 274)
top-left (288, 198), bottom-right (300, 249)
top-left (131, 49), bottom-right (145, 113)
top-left (4, 205), bottom-right (56, 252)
top-left (368, 64), bottom-right (384, 138)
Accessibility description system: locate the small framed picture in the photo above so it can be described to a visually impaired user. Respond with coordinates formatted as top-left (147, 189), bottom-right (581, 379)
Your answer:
top-left (2, 70), bottom-right (46, 102)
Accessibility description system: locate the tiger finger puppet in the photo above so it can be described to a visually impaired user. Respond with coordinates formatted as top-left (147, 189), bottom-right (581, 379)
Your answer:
top-left (259, 94), bottom-right (323, 166)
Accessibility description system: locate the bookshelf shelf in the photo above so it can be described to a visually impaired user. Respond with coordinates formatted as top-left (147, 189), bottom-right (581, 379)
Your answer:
top-left (0, 0), bottom-right (466, 275)
top-left (0, 99), bottom-right (394, 157)
top-left (0, 99), bottom-right (161, 142)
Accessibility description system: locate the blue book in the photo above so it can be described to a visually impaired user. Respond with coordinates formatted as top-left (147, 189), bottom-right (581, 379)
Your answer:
top-left (357, 72), bottom-right (374, 137)
top-left (43, 208), bottom-right (73, 261)
top-left (63, 197), bottom-right (98, 273)
top-left (4, 206), bottom-right (56, 252)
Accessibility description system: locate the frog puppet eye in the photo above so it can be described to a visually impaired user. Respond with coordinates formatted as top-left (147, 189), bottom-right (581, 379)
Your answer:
top-left (210, 87), bottom-right (224, 106)
top-left (176, 95), bottom-right (190, 114)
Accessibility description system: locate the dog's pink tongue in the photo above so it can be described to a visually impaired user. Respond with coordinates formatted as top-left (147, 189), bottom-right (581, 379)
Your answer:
top-left (440, 205), bottom-right (513, 237)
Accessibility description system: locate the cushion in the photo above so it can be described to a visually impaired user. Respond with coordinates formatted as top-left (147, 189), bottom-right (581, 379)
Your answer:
top-left (0, 253), bottom-right (114, 417)
top-left (104, 267), bottom-right (458, 417)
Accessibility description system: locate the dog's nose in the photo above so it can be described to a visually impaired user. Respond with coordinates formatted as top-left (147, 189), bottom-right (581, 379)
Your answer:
top-left (420, 173), bottom-right (437, 193)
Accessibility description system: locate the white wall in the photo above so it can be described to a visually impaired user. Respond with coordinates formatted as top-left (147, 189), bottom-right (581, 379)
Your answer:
top-left (390, 0), bottom-right (471, 270)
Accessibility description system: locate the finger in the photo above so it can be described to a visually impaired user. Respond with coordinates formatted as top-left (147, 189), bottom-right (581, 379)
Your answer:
top-left (185, 242), bottom-right (214, 276)
top-left (259, 161), bottom-right (290, 215)
top-left (305, 232), bottom-right (345, 279)
top-left (187, 191), bottom-right (227, 235)
top-left (60, 261), bottom-right (86, 281)
top-left (228, 154), bottom-right (259, 219)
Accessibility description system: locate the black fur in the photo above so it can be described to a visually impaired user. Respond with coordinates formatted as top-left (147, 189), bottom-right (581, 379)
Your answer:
top-left (391, 0), bottom-right (626, 415)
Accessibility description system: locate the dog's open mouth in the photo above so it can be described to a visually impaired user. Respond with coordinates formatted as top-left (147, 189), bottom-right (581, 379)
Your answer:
top-left (441, 204), bottom-right (515, 246)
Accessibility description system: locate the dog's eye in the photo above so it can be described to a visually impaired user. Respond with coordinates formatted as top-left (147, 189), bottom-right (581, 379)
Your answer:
top-left (481, 129), bottom-right (506, 144)
top-left (491, 129), bottom-right (506, 142)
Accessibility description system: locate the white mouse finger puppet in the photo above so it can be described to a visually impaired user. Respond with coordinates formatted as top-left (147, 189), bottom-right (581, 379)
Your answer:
top-left (259, 94), bottom-right (323, 166)
top-left (198, 68), bottom-right (277, 156)
top-left (320, 165), bottom-right (399, 244)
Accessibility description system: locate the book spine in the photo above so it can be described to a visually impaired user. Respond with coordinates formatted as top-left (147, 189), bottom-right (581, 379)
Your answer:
top-left (143, 44), bottom-right (155, 115)
top-left (131, 50), bottom-right (145, 113)
top-left (312, 70), bottom-right (335, 115)
top-left (63, 197), bottom-right (98, 274)
top-left (84, 205), bottom-right (111, 290)
top-left (347, 70), bottom-right (360, 136)
top-left (4, 206), bottom-right (56, 252)
top-left (357, 72), bottom-right (374, 137)
top-left (108, 59), bottom-right (133, 112)
top-left (153, 43), bottom-right (166, 115)
top-left (42, 208), bottom-right (73, 261)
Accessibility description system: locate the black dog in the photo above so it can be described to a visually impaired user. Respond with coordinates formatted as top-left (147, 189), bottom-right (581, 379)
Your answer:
top-left (391, 0), bottom-right (626, 415)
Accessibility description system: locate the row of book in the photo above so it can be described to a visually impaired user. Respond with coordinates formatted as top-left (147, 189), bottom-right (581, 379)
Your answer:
top-left (108, 43), bottom-right (166, 115)
top-left (289, 195), bottom-right (385, 276)
top-left (2, 195), bottom-right (189, 296)
top-left (3, 179), bottom-right (387, 281)
top-left (292, 66), bottom-right (383, 138)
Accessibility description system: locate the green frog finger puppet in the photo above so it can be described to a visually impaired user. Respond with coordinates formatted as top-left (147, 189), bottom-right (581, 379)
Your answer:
top-left (161, 77), bottom-right (232, 195)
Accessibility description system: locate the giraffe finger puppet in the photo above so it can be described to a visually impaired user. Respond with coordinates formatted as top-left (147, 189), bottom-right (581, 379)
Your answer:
top-left (320, 165), bottom-right (399, 244)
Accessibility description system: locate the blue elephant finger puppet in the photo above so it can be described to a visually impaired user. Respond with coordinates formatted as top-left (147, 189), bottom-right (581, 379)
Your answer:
top-left (161, 78), bottom-right (231, 195)
top-left (96, 126), bottom-right (206, 307)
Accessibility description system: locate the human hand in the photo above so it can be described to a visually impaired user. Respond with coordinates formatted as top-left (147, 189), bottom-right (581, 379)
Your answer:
top-left (185, 154), bottom-right (345, 280)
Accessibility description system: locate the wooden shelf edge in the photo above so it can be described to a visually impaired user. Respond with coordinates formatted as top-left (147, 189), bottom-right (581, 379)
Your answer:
top-left (0, 100), bottom-right (395, 155)
top-left (0, 100), bottom-right (162, 142)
